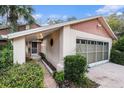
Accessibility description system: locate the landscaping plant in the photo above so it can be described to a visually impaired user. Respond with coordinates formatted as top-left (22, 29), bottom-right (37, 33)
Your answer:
top-left (53, 71), bottom-right (64, 86)
top-left (0, 41), bottom-right (13, 69)
top-left (0, 62), bottom-right (44, 88)
top-left (110, 36), bottom-right (124, 65)
top-left (64, 54), bottom-right (87, 84)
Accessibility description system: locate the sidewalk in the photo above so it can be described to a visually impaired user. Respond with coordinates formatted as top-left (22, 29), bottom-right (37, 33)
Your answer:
top-left (39, 61), bottom-right (58, 88)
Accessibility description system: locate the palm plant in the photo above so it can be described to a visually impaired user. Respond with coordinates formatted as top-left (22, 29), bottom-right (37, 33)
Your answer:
top-left (0, 5), bottom-right (35, 32)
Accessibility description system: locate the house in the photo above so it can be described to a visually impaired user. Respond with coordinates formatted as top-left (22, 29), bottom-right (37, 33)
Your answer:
top-left (0, 23), bottom-right (41, 45)
top-left (8, 16), bottom-right (117, 71)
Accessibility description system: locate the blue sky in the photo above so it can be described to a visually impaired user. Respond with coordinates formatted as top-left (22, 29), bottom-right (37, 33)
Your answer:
top-left (32, 5), bottom-right (124, 25)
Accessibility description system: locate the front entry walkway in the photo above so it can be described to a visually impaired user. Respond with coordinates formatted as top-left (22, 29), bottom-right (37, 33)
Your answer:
top-left (38, 60), bottom-right (58, 88)
top-left (87, 63), bottom-right (124, 88)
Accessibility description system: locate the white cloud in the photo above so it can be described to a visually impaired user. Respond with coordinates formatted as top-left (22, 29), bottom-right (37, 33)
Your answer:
top-left (96, 5), bottom-right (124, 15)
top-left (32, 14), bottom-right (43, 20)
top-left (116, 12), bottom-right (123, 16)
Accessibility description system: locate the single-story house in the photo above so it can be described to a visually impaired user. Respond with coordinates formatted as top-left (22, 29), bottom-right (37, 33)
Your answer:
top-left (0, 23), bottom-right (40, 45)
top-left (8, 16), bottom-right (117, 71)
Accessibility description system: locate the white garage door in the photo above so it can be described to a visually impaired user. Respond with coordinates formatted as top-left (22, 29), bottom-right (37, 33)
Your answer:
top-left (76, 39), bottom-right (109, 64)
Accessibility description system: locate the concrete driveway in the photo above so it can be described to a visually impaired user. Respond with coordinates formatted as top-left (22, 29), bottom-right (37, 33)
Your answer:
top-left (87, 63), bottom-right (124, 88)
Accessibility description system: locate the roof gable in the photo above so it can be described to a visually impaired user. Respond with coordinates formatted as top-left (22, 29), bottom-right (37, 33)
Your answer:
top-left (71, 19), bottom-right (111, 38)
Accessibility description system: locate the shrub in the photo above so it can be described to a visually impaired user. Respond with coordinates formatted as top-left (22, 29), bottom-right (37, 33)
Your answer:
top-left (0, 41), bottom-right (13, 69)
top-left (64, 54), bottom-right (87, 84)
top-left (112, 36), bottom-right (124, 52)
top-left (0, 62), bottom-right (44, 88)
top-left (110, 36), bottom-right (124, 65)
top-left (0, 45), bottom-right (6, 50)
top-left (110, 49), bottom-right (124, 65)
top-left (53, 71), bottom-right (64, 84)
top-left (0, 48), bottom-right (13, 68)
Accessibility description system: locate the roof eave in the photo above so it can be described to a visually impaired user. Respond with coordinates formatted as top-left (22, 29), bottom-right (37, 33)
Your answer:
top-left (98, 17), bottom-right (118, 40)
top-left (8, 16), bottom-right (117, 40)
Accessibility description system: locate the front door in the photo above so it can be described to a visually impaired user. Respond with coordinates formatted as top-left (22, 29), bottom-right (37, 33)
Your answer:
top-left (32, 42), bottom-right (37, 55)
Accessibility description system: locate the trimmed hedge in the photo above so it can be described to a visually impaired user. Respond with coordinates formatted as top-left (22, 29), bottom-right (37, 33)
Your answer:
top-left (0, 62), bottom-right (44, 88)
top-left (64, 54), bottom-right (87, 84)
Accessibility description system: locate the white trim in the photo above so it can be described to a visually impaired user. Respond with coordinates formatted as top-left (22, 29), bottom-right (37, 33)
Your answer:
top-left (1, 35), bottom-right (7, 39)
top-left (102, 42), bottom-right (104, 60)
top-left (42, 60), bottom-right (53, 74)
top-left (88, 60), bottom-right (109, 67)
top-left (102, 17), bottom-right (118, 40)
top-left (8, 16), bottom-right (117, 40)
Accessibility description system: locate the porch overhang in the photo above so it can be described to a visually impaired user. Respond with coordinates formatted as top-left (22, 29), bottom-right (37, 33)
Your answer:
top-left (10, 27), bottom-right (61, 64)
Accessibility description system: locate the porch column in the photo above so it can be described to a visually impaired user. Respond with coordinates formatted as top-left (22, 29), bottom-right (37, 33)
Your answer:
top-left (58, 25), bottom-right (76, 71)
top-left (13, 36), bottom-right (26, 64)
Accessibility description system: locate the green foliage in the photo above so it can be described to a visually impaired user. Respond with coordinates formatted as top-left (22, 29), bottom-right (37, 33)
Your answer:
top-left (0, 48), bottom-right (13, 68)
top-left (64, 54), bottom-right (87, 84)
top-left (0, 5), bottom-right (35, 32)
top-left (107, 13), bottom-right (124, 33)
top-left (47, 16), bottom-right (77, 25)
top-left (53, 71), bottom-right (64, 84)
top-left (0, 45), bottom-right (6, 50)
top-left (110, 36), bottom-right (124, 65)
top-left (0, 41), bottom-right (13, 69)
top-left (112, 36), bottom-right (124, 51)
top-left (111, 49), bottom-right (124, 65)
top-left (0, 62), bottom-right (44, 88)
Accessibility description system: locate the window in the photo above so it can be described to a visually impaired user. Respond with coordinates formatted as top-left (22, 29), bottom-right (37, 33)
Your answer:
top-left (76, 39), bottom-right (109, 64)
top-left (76, 39), bottom-right (87, 58)
top-left (97, 42), bottom-right (103, 61)
top-left (32, 42), bottom-right (37, 54)
top-left (87, 40), bottom-right (96, 63)
top-left (104, 42), bottom-right (109, 60)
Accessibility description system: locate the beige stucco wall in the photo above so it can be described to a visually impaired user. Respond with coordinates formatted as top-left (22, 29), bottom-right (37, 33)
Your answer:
top-left (13, 36), bottom-right (26, 64)
top-left (41, 39), bottom-right (47, 54)
top-left (12, 24), bottom-right (113, 71)
top-left (45, 30), bottom-right (60, 69)
top-left (58, 25), bottom-right (112, 71)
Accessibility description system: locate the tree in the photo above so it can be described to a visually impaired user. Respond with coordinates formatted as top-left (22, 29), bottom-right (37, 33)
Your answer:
top-left (66, 16), bottom-right (77, 21)
top-left (47, 16), bottom-right (77, 25)
top-left (0, 5), bottom-right (35, 32)
top-left (47, 17), bottom-right (64, 25)
top-left (107, 14), bottom-right (122, 32)
top-left (107, 13), bottom-right (124, 32)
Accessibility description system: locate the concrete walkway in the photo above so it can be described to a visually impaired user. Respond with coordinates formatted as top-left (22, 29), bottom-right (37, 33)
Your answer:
top-left (39, 61), bottom-right (58, 88)
top-left (87, 63), bottom-right (124, 88)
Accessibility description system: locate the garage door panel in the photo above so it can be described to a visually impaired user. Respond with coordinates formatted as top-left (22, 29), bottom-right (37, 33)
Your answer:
top-left (76, 39), bottom-right (109, 64)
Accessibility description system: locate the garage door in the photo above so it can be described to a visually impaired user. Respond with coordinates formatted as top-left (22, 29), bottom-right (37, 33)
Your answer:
top-left (76, 39), bottom-right (109, 64)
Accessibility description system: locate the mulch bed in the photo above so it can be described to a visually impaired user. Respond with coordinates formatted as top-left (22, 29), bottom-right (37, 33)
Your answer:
top-left (56, 79), bottom-right (99, 88)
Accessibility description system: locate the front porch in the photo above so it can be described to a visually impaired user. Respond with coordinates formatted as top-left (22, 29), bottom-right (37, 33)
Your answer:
top-left (11, 26), bottom-right (63, 71)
